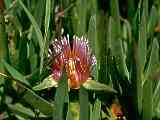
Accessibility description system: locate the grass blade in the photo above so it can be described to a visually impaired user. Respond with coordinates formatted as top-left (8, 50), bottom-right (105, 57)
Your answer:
top-left (90, 99), bottom-right (101, 120)
top-left (8, 103), bottom-right (36, 118)
top-left (145, 38), bottom-right (159, 80)
top-left (53, 70), bottom-right (68, 120)
top-left (2, 60), bottom-right (30, 86)
top-left (136, 0), bottom-right (148, 114)
top-left (79, 86), bottom-right (89, 120)
top-left (0, 12), bottom-right (9, 85)
top-left (44, 0), bottom-right (51, 37)
top-left (18, 0), bottom-right (43, 50)
top-left (110, 0), bottom-right (129, 79)
top-left (33, 75), bottom-right (58, 91)
top-left (142, 79), bottom-right (152, 120)
top-left (147, 6), bottom-right (158, 38)
top-left (18, 0), bottom-right (44, 73)
top-left (43, 0), bottom-right (51, 58)
top-left (23, 88), bottom-right (54, 116)
top-left (83, 79), bottom-right (117, 93)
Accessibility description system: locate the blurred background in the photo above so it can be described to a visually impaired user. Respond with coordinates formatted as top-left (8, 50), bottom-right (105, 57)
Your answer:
top-left (0, 0), bottom-right (160, 120)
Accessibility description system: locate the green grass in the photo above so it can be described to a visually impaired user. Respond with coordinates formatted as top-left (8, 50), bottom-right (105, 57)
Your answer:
top-left (0, 0), bottom-right (160, 120)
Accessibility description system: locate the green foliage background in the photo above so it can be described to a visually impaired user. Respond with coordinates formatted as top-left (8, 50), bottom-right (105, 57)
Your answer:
top-left (0, 0), bottom-right (160, 120)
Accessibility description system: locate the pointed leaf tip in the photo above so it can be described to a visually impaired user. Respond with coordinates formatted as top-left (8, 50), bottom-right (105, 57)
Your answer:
top-left (83, 79), bottom-right (117, 93)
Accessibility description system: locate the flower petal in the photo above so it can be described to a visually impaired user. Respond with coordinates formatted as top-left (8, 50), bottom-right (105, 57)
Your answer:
top-left (51, 35), bottom-right (96, 89)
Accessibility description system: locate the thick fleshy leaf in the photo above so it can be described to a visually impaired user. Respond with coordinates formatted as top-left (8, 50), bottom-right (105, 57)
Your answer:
top-left (2, 60), bottom-right (30, 86)
top-left (142, 79), bottom-right (152, 120)
top-left (90, 99), bottom-right (101, 120)
top-left (18, 0), bottom-right (43, 49)
top-left (147, 6), bottom-right (158, 38)
top-left (66, 103), bottom-right (74, 120)
top-left (43, 0), bottom-right (51, 64)
top-left (18, 0), bottom-right (44, 73)
top-left (83, 79), bottom-right (117, 93)
top-left (76, 0), bottom-right (88, 35)
top-left (44, 0), bottom-right (51, 36)
top-left (79, 86), bottom-right (89, 120)
top-left (33, 75), bottom-right (58, 91)
top-left (145, 38), bottom-right (159, 80)
top-left (8, 103), bottom-right (47, 119)
top-left (0, 13), bottom-right (9, 85)
top-left (53, 70), bottom-right (68, 120)
top-left (23, 88), bottom-right (54, 116)
top-left (136, 0), bottom-right (148, 114)
top-left (88, 15), bottom-right (96, 56)
top-left (110, 3), bottom-right (129, 79)
top-left (8, 103), bottom-right (43, 118)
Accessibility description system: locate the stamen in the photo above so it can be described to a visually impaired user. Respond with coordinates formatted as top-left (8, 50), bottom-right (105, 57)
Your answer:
top-left (51, 35), bottom-right (96, 89)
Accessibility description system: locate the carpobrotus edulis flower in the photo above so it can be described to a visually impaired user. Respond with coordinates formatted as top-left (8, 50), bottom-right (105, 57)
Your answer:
top-left (49, 35), bottom-right (96, 89)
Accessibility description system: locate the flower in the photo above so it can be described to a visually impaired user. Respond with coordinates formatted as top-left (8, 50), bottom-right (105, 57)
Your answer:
top-left (50, 35), bottom-right (96, 89)
top-left (111, 103), bottom-right (123, 118)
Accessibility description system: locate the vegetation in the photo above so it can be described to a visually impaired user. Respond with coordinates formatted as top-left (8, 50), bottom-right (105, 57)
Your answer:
top-left (0, 0), bottom-right (160, 120)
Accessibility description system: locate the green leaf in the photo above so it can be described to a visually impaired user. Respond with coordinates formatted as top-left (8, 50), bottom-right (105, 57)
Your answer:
top-left (83, 79), bottom-right (117, 93)
top-left (66, 103), bottom-right (74, 120)
top-left (96, 13), bottom-right (109, 84)
top-left (53, 70), bottom-right (68, 120)
top-left (88, 15), bottom-right (96, 55)
top-left (90, 99), bottom-right (101, 120)
top-left (8, 103), bottom-right (36, 118)
top-left (18, 0), bottom-right (43, 50)
top-left (122, 18), bottom-right (132, 46)
top-left (69, 102), bottom-right (79, 120)
top-left (33, 75), bottom-right (58, 91)
top-left (147, 6), bottom-right (158, 38)
top-left (145, 38), bottom-right (159, 80)
top-left (151, 39), bottom-right (160, 116)
top-left (23, 88), bottom-right (54, 116)
top-left (79, 86), bottom-right (89, 120)
top-left (30, 0), bottom-right (45, 47)
top-left (136, 1), bottom-right (148, 114)
top-left (110, 0), bottom-right (120, 34)
top-left (2, 60), bottom-right (30, 86)
top-left (142, 79), bottom-right (152, 120)
top-left (4, 0), bottom-right (13, 9)
top-left (18, 0), bottom-right (44, 73)
top-left (127, 0), bottom-right (135, 22)
top-left (153, 80), bottom-right (160, 117)
top-left (27, 39), bottom-right (38, 73)
top-left (8, 103), bottom-right (47, 119)
top-left (32, 0), bottom-right (45, 29)
top-left (18, 36), bottom-right (28, 74)
top-left (43, 0), bottom-right (51, 56)
top-left (76, 0), bottom-right (88, 35)
top-left (142, 0), bottom-right (148, 18)
top-left (44, 0), bottom-right (51, 36)
top-left (138, 3), bottom-right (147, 74)
top-left (0, 12), bottom-right (9, 85)
top-left (109, 17), bottom-right (129, 79)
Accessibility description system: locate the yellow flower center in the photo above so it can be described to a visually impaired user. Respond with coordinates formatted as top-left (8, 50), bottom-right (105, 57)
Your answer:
top-left (66, 59), bottom-right (79, 88)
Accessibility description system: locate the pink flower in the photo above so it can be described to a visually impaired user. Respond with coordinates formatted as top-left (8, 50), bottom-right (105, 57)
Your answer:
top-left (50, 35), bottom-right (96, 89)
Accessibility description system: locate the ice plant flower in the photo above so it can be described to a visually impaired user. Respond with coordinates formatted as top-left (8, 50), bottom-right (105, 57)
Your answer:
top-left (50, 35), bottom-right (96, 89)
top-left (111, 103), bottom-right (123, 119)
